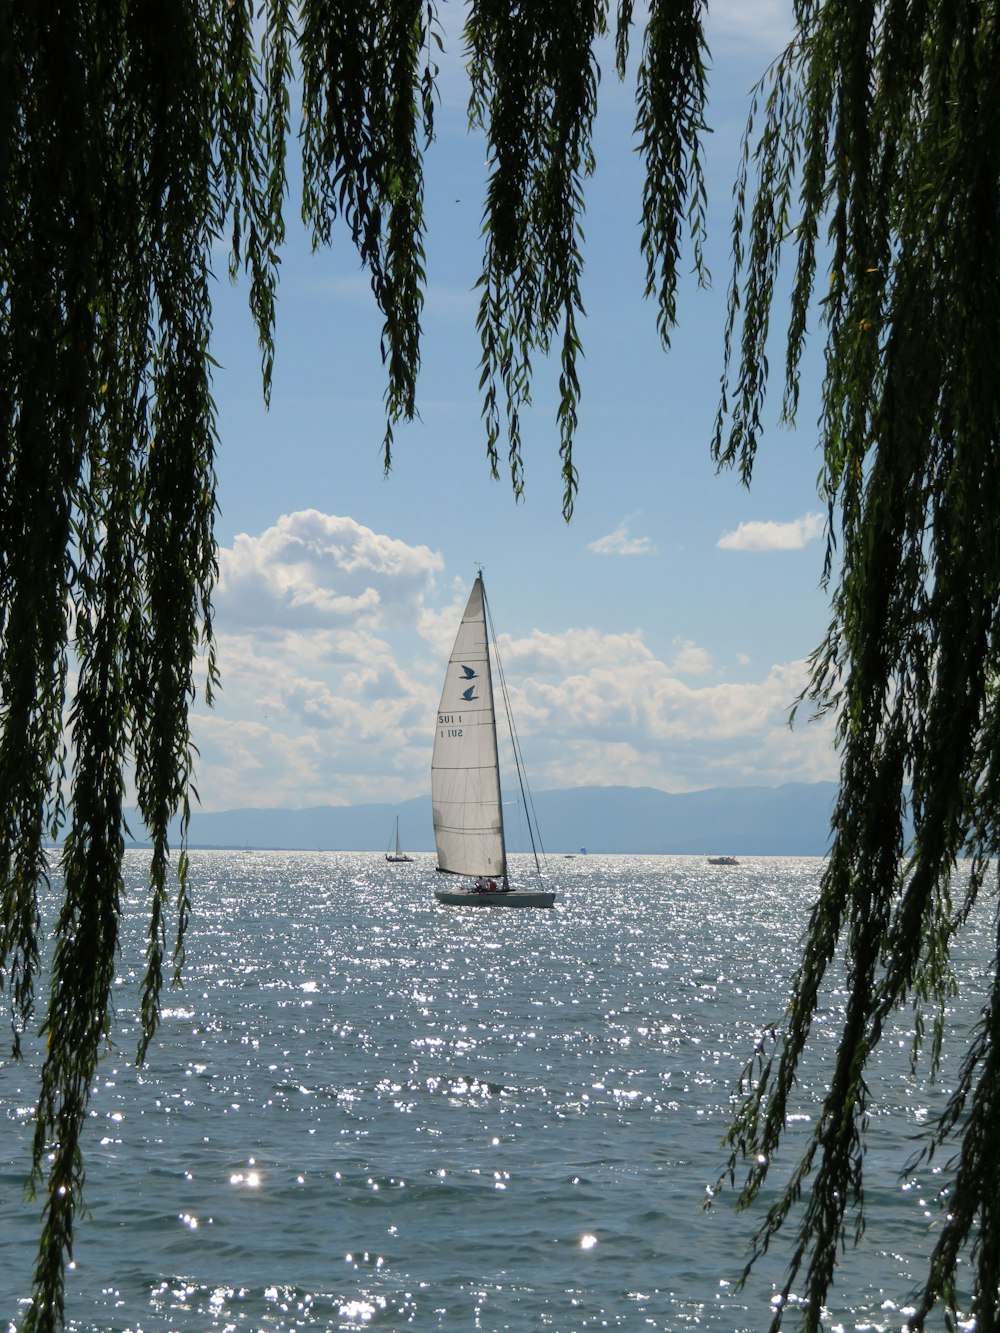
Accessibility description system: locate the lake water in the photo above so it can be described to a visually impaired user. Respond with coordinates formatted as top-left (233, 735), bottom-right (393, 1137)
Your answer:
top-left (0, 851), bottom-right (986, 1331)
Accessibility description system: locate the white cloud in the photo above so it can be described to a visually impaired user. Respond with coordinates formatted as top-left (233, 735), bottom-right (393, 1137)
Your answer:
top-left (717, 512), bottom-right (825, 552)
top-left (189, 520), bottom-right (838, 810)
top-left (216, 510), bottom-right (444, 630)
top-left (192, 617), bottom-right (838, 806)
top-left (707, 0), bottom-right (795, 53)
top-left (608, 0), bottom-right (793, 58)
top-left (588, 516), bottom-right (657, 557)
top-left (500, 626), bottom-right (655, 676)
top-left (184, 515), bottom-right (450, 808)
top-left (668, 638), bottom-right (713, 678)
top-left (192, 624), bottom-right (439, 809)
top-left (502, 649), bottom-right (823, 793)
top-left (509, 653), bottom-right (836, 793)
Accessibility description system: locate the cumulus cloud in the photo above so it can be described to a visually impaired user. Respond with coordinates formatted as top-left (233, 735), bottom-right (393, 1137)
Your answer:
top-left (612, 0), bottom-right (793, 49)
top-left (508, 653), bottom-right (837, 793)
top-left (216, 510), bottom-right (444, 630)
top-left (183, 513), bottom-right (450, 807)
top-left (500, 626), bottom-right (655, 675)
top-left (588, 517), bottom-right (657, 557)
top-left (668, 638), bottom-right (713, 677)
top-left (717, 512), bottom-right (825, 552)
top-left (192, 615), bottom-right (839, 807)
top-left (190, 525), bottom-right (838, 809)
top-left (192, 624), bottom-right (439, 809)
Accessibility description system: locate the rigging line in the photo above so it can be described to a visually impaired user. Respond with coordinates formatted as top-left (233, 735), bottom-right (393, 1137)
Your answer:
top-left (483, 585), bottom-right (547, 876)
top-left (497, 652), bottom-right (543, 875)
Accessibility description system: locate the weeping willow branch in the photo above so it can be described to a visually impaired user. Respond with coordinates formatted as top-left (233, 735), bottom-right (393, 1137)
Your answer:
top-left (0, 2), bottom-right (710, 1327)
top-left (713, 1), bottom-right (1000, 1328)
top-left (467, 0), bottom-right (709, 520)
top-left (466, 0), bottom-right (604, 520)
top-left (12, 0), bottom-right (995, 1327)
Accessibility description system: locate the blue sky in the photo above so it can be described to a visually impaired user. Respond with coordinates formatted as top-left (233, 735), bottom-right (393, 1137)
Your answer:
top-left (193, 0), bottom-right (840, 812)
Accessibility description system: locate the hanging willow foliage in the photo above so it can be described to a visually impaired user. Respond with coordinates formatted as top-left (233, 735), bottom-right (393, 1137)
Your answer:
top-left (9, 0), bottom-right (999, 1328)
top-left (466, 0), bottom-right (708, 518)
top-left (712, 0), bottom-right (1000, 1329)
top-left (0, 1), bottom-right (709, 1327)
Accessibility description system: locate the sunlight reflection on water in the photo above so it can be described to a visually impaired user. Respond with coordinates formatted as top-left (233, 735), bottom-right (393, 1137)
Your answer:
top-left (1, 850), bottom-right (990, 1330)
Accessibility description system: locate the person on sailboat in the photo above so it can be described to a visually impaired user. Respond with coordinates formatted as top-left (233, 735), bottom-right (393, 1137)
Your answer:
top-left (475, 876), bottom-right (488, 892)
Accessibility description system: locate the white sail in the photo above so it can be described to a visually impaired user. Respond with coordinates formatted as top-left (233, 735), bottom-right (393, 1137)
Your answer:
top-left (431, 576), bottom-right (506, 878)
top-left (386, 816), bottom-right (412, 862)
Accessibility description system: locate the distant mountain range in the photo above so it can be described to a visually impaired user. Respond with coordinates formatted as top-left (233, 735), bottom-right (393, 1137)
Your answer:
top-left (126, 782), bottom-right (839, 856)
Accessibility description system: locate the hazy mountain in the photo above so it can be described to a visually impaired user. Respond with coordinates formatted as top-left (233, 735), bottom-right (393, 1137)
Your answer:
top-left (126, 782), bottom-right (838, 856)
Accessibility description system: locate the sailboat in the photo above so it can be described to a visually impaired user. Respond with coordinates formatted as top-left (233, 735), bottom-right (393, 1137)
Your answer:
top-left (385, 816), bottom-right (413, 863)
top-left (431, 573), bottom-right (555, 908)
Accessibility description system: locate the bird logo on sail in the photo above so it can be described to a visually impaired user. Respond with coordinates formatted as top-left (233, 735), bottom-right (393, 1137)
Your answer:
top-left (459, 665), bottom-right (478, 702)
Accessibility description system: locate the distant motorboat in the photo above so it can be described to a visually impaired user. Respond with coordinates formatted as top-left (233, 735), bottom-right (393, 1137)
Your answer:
top-left (431, 572), bottom-right (555, 908)
top-left (385, 817), bottom-right (413, 863)
top-left (707, 855), bottom-right (739, 866)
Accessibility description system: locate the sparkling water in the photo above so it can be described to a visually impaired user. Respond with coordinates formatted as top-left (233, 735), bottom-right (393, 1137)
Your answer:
top-left (0, 851), bottom-right (985, 1330)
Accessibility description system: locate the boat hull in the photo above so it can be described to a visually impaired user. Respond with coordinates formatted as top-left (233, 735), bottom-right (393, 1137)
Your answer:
top-left (434, 887), bottom-right (555, 908)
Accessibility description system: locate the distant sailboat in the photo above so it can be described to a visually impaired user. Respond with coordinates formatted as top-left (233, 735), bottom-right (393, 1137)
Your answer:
top-left (385, 817), bottom-right (413, 863)
top-left (431, 573), bottom-right (555, 908)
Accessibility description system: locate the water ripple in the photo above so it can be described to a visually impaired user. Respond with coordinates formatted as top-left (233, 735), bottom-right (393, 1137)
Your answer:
top-left (0, 851), bottom-right (986, 1330)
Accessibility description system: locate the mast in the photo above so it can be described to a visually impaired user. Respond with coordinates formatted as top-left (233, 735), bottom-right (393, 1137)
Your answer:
top-left (479, 573), bottom-right (508, 888)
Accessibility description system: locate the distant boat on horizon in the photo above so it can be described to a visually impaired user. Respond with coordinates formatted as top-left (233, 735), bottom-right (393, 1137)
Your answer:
top-left (707, 855), bottom-right (739, 866)
top-left (385, 817), bottom-right (413, 863)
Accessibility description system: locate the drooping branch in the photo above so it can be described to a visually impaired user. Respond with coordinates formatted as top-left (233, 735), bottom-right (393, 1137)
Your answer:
top-left (12, 2), bottom-right (999, 1330)
top-left (466, 0), bottom-right (605, 519)
top-left (466, 0), bottom-right (709, 520)
top-left (1, 4), bottom-right (268, 1327)
top-left (713, 1), bottom-right (1000, 1327)
top-left (0, 4), bottom-right (718, 1326)
top-left (298, 0), bottom-right (439, 467)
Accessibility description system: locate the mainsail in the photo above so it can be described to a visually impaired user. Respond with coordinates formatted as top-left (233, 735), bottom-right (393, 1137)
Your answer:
top-left (386, 816), bottom-right (413, 862)
top-left (431, 576), bottom-right (506, 878)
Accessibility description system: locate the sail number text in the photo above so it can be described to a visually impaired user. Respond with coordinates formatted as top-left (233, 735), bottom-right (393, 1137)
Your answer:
top-left (438, 712), bottom-right (464, 737)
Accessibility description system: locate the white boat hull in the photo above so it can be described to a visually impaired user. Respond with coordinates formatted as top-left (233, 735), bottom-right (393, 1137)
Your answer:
top-left (434, 886), bottom-right (555, 908)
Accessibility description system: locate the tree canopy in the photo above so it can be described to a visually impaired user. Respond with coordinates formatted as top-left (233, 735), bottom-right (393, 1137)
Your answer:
top-left (1, 0), bottom-right (998, 1329)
